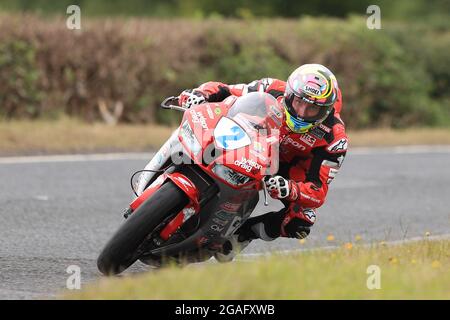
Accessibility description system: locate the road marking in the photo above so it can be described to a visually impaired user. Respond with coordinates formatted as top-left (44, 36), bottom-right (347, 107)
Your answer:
top-left (238, 233), bottom-right (450, 260)
top-left (351, 145), bottom-right (450, 155)
top-left (32, 195), bottom-right (49, 201)
top-left (1, 145), bottom-right (450, 164)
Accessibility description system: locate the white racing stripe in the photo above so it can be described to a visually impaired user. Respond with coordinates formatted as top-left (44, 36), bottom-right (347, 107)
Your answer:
top-left (351, 145), bottom-right (450, 155)
top-left (0, 145), bottom-right (449, 165)
top-left (238, 233), bottom-right (450, 260)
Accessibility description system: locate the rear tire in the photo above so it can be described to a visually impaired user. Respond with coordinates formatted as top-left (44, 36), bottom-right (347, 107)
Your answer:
top-left (97, 181), bottom-right (188, 275)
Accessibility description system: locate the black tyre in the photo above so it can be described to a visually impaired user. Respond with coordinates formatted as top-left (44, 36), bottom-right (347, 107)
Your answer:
top-left (97, 181), bottom-right (188, 275)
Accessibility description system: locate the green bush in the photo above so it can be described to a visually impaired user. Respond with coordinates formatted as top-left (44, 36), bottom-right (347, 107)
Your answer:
top-left (0, 40), bottom-right (42, 118)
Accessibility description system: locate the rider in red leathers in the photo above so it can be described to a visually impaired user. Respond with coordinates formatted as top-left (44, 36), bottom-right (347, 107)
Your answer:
top-left (178, 64), bottom-right (348, 261)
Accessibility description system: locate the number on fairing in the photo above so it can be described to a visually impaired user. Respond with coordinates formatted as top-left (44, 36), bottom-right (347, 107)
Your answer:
top-left (214, 117), bottom-right (251, 150)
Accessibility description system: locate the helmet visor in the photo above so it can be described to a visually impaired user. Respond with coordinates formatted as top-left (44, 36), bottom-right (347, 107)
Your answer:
top-left (292, 95), bottom-right (331, 122)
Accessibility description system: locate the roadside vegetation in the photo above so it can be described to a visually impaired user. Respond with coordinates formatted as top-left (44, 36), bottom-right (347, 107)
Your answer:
top-left (1, 119), bottom-right (450, 156)
top-left (1, 14), bottom-right (449, 128)
top-left (67, 239), bottom-right (450, 299)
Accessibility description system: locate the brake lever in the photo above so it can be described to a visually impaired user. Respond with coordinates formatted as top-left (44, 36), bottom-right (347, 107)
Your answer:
top-left (261, 178), bottom-right (269, 206)
top-left (160, 96), bottom-right (187, 112)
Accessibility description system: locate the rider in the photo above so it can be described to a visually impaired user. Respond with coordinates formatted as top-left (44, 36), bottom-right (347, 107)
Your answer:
top-left (178, 64), bottom-right (348, 261)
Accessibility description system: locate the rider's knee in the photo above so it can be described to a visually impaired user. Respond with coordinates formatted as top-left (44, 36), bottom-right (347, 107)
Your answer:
top-left (281, 206), bottom-right (316, 239)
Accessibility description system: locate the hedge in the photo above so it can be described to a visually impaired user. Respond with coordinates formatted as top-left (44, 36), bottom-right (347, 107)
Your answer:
top-left (0, 14), bottom-right (448, 128)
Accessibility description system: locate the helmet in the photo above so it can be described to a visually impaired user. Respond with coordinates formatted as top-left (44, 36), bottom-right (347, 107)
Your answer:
top-left (283, 64), bottom-right (338, 133)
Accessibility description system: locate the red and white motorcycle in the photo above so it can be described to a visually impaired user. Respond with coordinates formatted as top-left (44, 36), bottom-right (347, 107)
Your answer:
top-left (97, 92), bottom-right (282, 275)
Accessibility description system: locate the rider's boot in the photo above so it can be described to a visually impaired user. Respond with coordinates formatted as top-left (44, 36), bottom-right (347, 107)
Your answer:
top-left (214, 209), bottom-right (287, 262)
top-left (214, 231), bottom-right (254, 263)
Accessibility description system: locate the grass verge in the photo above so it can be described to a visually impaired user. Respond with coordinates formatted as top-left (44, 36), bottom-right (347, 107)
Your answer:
top-left (0, 118), bottom-right (174, 156)
top-left (67, 239), bottom-right (449, 299)
top-left (1, 119), bottom-right (450, 156)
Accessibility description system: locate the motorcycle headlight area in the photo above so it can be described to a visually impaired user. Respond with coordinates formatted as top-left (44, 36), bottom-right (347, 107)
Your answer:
top-left (212, 164), bottom-right (252, 186)
top-left (180, 121), bottom-right (201, 155)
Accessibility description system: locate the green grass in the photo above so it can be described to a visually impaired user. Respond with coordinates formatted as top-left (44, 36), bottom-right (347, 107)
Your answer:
top-left (66, 239), bottom-right (449, 300)
top-left (1, 118), bottom-right (450, 156)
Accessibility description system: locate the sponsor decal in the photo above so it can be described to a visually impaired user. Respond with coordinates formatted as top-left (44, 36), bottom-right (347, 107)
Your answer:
top-left (269, 114), bottom-right (282, 127)
top-left (310, 127), bottom-right (325, 139)
top-left (304, 85), bottom-right (321, 96)
top-left (190, 110), bottom-right (208, 130)
top-left (282, 136), bottom-right (306, 151)
top-left (234, 156), bottom-right (262, 173)
top-left (327, 138), bottom-right (348, 153)
top-left (300, 192), bottom-right (321, 204)
top-left (223, 216), bottom-right (242, 237)
top-left (269, 105), bottom-right (282, 118)
top-left (214, 107), bottom-right (221, 115)
top-left (268, 105), bottom-right (282, 127)
top-left (206, 105), bottom-right (214, 119)
top-left (300, 134), bottom-right (316, 147)
top-left (220, 202), bottom-right (241, 213)
top-left (303, 209), bottom-right (316, 224)
top-left (212, 217), bottom-right (228, 227)
top-left (319, 123), bottom-right (331, 133)
top-left (182, 207), bottom-right (196, 222)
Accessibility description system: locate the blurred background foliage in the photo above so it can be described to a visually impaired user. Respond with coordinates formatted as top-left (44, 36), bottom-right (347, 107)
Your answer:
top-left (0, 0), bottom-right (448, 23)
top-left (0, 0), bottom-right (448, 128)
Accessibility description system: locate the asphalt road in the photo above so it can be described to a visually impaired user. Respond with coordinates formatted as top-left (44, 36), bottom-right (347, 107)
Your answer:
top-left (0, 147), bottom-right (449, 299)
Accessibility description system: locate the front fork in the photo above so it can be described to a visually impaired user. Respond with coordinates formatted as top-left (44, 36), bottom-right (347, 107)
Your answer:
top-left (124, 171), bottom-right (200, 241)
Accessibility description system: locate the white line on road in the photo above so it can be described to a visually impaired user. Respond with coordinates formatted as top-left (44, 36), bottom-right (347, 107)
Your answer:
top-left (350, 145), bottom-right (450, 155)
top-left (1, 145), bottom-right (450, 164)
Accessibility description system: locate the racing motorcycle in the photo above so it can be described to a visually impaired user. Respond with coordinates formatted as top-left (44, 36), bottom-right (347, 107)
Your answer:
top-left (97, 92), bottom-right (283, 275)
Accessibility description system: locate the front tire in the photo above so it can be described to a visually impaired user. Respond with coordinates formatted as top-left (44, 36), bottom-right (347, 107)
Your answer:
top-left (97, 181), bottom-right (188, 275)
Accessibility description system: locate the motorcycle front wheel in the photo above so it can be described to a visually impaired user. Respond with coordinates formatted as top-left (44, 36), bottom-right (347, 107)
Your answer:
top-left (97, 181), bottom-right (188, 275)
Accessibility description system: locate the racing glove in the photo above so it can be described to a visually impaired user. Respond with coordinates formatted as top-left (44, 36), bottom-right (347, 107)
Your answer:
top-left (178, 89), bottom-right (207, 108)
top-left (264, 175), bottom-right (300, 202)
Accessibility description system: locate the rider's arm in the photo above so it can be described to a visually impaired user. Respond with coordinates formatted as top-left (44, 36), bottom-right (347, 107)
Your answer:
top-left (294, 129), bottom-right (348, 209)
top-left (195, 78), bottom-right (286, 102)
